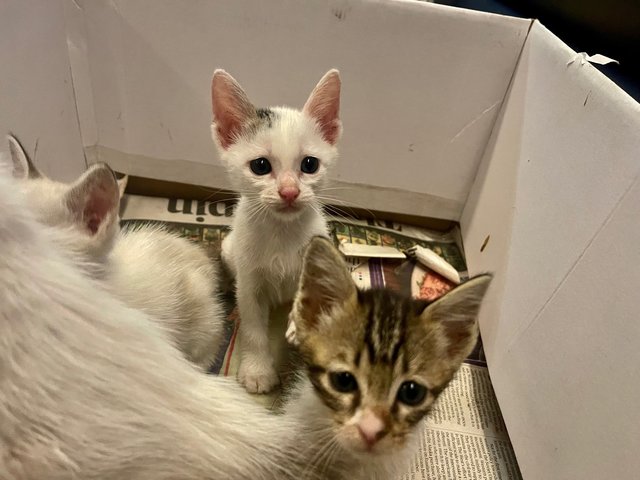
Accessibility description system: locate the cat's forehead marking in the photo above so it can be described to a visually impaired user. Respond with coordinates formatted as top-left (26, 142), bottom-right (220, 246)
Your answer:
top-left (361, 290), bottom-right (409, 367)
top-left (244, 107), bottom-right (277, 138)
top-left (255, 108), bottom-right (274, 128)
top-left (362, 361), bottom-right (397, 400)
top-left (236, 105), bottom-right (334, 176)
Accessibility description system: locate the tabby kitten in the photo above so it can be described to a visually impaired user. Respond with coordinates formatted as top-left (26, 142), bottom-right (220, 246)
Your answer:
top-left (211, 69), bottom-right (341, 393)
top-left (286, 237), bottom-right (492, 479)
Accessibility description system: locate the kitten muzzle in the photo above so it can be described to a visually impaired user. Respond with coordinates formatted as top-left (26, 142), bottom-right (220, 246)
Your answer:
top-left (278, 186), bottom-right (300, 206)
top-left (356, 410), bottom-right (388, 450)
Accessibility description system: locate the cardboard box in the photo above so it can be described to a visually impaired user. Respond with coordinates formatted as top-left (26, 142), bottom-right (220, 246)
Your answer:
top-left (1, 0), bottom-right (638, 478)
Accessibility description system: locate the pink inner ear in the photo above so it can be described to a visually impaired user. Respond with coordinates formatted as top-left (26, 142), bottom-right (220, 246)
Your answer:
top-left (320, 119), bottom-right (341, 145)
top-left (86, 214), bottom-right (102, 235)
top-left (306, 97), bottom-right (341, 144)
top-left (212, 90), bottom-right (241, 149)
top-left (83, 186), bottom-right (116, 235)
top-left (211, 71), bottom-right (254, 149)
top-left (215, 120), bottom-right (241, 150)
top-left (304, 73), bottom-right (341, 145)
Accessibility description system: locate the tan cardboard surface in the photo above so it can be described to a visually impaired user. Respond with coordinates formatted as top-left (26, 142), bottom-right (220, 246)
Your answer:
top-left (462, 21), bottom-right (640, 478)
top-left (0, 0), bottom-right (86, 181)
top-left (65, 0), bottom-right (531, 219)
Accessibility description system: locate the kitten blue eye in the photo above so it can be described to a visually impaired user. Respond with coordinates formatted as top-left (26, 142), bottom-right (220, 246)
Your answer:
top-left (300, 156), bottom-right (319, 174)
top-left (329, 371), bottom-right (358, 393)
top-left (249, 157), bottom-right (272, 176)
top-left (397, 381), bottom-right (427, 406)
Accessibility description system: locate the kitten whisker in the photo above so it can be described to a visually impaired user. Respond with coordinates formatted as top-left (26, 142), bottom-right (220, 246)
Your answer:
top-left (315, 194), bottom-right (378, 220)
top-left (316, 192), bottom-right (375, 209)
top-left (245, 207), bottom-right (266, 224)
top-left (319, 438), bottom-right (341, 479)
top-left (312, 203), bottom-right (359, 230)
top-left (196, 186), bottom-right (231, 202)
top-left (301, 432), bottom-right (338, 480)
top-left (243, 200), bottom-right (271, 223)
top-left (323, 205), bottom-right (359, 223)
top-left (309, 204), bottom-right (360, 236)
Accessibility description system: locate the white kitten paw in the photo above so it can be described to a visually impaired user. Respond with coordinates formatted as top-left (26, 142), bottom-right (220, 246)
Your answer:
top-left (238, 361), bottom-right (280, 394)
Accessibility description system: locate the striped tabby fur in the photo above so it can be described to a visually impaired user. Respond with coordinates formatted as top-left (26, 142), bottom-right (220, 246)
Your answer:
top-left (288, 237), bottom-right (492, 478)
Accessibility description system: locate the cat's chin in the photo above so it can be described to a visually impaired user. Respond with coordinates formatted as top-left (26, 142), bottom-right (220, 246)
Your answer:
top-left (341, 443), bottom-right (402, 464)
top-left (268, 203), bottom-right (307, 221)
top-left (337, 433), bottom-right (403, 458)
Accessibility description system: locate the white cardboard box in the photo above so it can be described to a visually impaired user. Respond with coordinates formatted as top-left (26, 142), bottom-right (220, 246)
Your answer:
top-left (1, 1), bottom-right (639, 478)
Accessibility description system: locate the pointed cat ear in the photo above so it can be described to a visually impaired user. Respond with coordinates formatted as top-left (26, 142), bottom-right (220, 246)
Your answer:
top-left (65, 163), bottom-right (120, 235)
top-left (303, 69), bottom-right (342, 145)
top-left (292, 236), bottom-right (356, 335)
top-left (420, 274), bottom-right (492, 363)
top-left (117, 174), bottom-right (128, 198)
top-left (7, 134), bottom-right (41, 180)
top-left (211, 69), bottom-right (256, 150)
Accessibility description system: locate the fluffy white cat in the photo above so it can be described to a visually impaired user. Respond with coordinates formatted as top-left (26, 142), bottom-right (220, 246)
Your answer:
top-left (210, 69), bottom-right (341, 393)
top-left (8, 136), bottom-right (224, 370)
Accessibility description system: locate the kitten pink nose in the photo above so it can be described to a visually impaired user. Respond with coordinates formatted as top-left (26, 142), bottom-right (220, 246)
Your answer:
top-left (278, 186), bottom-right (300, 205)
top-left (357, 410), bottom-right (386, 450)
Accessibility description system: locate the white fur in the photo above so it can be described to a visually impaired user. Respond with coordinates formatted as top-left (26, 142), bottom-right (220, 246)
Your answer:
top-left (107, 225), bottom-right (224, 369)
top-left (12, 166), bottom-right (120, 267)
top-left (222, 194), bottom-right (329, 392)
top-left (212, 71), bottom-right (341, 393)
top-left (8, 137), bottom-right (224, 370)
top-left (0, 165), bottom-right (296, 479)
top-left (0, 165), bottom-right (419, 480)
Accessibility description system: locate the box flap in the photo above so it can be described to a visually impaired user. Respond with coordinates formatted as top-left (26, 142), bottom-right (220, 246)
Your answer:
top-left (462, 20), bottom-right (640, 478)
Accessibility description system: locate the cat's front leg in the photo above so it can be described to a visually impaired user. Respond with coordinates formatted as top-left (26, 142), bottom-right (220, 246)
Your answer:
top-left (236, 275), bottom-right (279, 394)
top-left (220, 231), bottom-right (237, 278)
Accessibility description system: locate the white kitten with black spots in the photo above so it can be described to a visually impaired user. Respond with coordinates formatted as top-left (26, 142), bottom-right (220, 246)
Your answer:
top-left (211, 69), bottom-right (342, 393)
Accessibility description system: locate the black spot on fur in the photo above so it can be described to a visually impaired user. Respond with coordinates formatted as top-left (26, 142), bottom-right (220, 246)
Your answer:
top-left (255, 108), bottom-right (274, 127)
top-left (364, 301), bottom-right (377, 363)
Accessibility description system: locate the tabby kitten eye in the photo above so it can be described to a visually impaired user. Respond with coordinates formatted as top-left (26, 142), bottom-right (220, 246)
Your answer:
top-left (397, 381), bottom-right (428, 406)
top-left (329, 371), bottom-right (358, 393)
top-left (300, 156), bottom-right (319, 174)
top-left (249, 157), bottom-right (272, 175)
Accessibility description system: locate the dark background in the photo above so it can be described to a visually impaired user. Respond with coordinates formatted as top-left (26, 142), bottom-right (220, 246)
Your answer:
top-left (437, 0), bottom-right (640, 101)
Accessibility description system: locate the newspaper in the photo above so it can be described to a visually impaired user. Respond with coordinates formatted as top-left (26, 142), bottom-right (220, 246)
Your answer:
top-left (120, 193), bottom-right (522, 479)
top-left (404, 364), bottom-right (522, 480)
